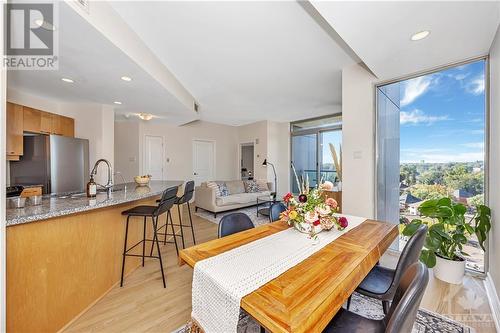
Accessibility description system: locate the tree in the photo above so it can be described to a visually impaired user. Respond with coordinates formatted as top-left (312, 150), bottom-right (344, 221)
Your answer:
top-left (443, 165), bottom-right (484, 196)
top-left (400, 164), bottom-right (418, 186)
top-left (468, 194), bottom-right (484, 206)
top-left (419, 169), bottom-right (444, 185)
top-left (410, 184), bottom-right (450, 201)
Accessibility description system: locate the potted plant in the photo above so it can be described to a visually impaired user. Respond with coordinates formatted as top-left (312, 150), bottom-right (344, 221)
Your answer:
top-left (403, 197), bottom-right (491, 284)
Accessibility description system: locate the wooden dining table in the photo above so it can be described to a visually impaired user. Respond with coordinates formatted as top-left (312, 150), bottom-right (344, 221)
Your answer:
top-left (179, 219), bottom-right (398, 333)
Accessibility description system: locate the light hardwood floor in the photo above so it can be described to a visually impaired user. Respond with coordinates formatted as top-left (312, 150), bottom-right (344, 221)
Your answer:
top-left (64, 208), bottom-right (497, 333)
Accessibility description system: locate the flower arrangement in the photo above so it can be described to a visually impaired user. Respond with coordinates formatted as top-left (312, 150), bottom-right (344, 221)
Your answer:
top-left (280, 180), bottom-right (348, 238)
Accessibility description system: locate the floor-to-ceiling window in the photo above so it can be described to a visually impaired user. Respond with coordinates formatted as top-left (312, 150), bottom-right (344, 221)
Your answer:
top-left (377, 58), bottom-right (487, 272)
top-left (291, 115), bottom-right (342, 193)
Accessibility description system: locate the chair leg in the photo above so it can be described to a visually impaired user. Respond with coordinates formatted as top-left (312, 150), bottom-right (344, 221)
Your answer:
top-left (177, 204), bottom-right (186, 249)
top-left (142, 216), bottom-right (146, 267)
top-left (120, 216), bottom-right (130, 287)
top-left (187, 202), bottom-right (196, 245)
top-left (163, 213), bottom-right (168, 245)
top-left (382, 300), bottom-right (390, 315)
top-left (346, 295), bottom-right (352, 310)
top-left (195, 206), bottom-right (198, 212)
top-left (153, 216), bottom-right (166, 288)
top-left (169, 210), bottom-right (179, 255)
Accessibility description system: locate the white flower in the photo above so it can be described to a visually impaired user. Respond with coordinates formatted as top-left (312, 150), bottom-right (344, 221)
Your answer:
top-left (316, 204), bottom-right (331, 216)
top-left (304, 211), bottom-right (319, 224)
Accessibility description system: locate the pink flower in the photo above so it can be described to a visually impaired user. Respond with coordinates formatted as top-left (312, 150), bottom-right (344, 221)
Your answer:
top-left (320, 181), bottom-right (334, 191)
top-left (304, 211), bottom-right (319, 224)
top-left (283, 192), bottom-right (293, 203)
top-left (325, 198), bottom-right (338, 209)
top-left (338, 216), bottom-right (348, 229)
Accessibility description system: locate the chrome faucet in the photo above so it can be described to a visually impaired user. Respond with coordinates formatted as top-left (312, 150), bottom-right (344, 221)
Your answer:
top-left (90, 159), bottom-right (113, 194)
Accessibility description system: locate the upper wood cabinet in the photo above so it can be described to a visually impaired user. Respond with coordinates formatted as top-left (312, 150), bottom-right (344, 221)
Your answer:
top-left (21, 105), bottom-right (74, 137)
top-left (51, 114), bottom-right (74, 137)
top-left (6, 102), bottom-right (24, 158)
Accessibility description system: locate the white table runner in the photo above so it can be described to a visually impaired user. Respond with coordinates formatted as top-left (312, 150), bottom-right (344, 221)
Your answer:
top-left (192, 215), bottom-right (366, 333)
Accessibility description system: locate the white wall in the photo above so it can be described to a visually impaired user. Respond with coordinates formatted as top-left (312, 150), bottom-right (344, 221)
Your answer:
top-left (133, 120), bottom-right (239, 181)
top-left (114, 121), bottom-right (140, 183)
top-left (488, 24), bottom-right (500, 301)
top-left (342, 63), bottom-right (377, 218)
top-left (237, 121), bottom-right (269, 181)
top-left (236, 120), bottom-right (290, 194)
top-left (268, 121), bottom-right (291, 195)
top-left (6, 90), bottom-right (115, 184)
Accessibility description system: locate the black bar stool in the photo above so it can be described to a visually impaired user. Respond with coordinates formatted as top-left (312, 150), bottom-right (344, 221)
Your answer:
top-left (172, 181), bottom-right (196, 248)
top-left (120, 186), bottom-right (179, 288)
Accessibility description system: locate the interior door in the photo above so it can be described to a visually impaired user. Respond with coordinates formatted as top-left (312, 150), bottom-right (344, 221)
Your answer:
top-left (144, 135), bottom-right (164, 180)
top-left (192, 140), bottom-right (215, 185)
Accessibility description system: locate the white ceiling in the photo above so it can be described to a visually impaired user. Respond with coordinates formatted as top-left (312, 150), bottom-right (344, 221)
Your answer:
top-left (109, 1), bottom-right (355, 125)
top-left (7, 2), bottom-right (195, 125)
top-left (311, 1), bottom-right (500, 80)
top-left (8, 1), bottom-right (500, 126)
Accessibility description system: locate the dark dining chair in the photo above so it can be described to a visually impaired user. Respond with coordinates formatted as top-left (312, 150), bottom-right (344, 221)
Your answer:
top-left (269, 202), bottom-right (287, 222)
top-left (347, 224), bottom-right (427, 314)
top-left (218, 213), bottom-right (255, 238)
top-left (323, 262), bottom-right (429, 333)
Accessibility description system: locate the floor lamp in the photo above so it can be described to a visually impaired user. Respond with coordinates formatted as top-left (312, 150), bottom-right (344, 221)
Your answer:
top-left (262, 159), bottom-right (277, 199)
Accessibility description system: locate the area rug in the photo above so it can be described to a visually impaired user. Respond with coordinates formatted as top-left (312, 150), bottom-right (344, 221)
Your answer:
top-left (195, 206), bottom-right (270, 226)
top-left (172, 292), bottom-right (474, 333)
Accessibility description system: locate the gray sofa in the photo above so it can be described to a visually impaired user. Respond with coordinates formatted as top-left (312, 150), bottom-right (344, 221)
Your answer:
top-left (195, 180), bottom-right (273, 217)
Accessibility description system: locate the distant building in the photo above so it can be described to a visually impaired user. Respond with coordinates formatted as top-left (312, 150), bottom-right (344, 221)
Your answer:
top-left (400, 193), bottom-right (422, 211)
top-left (472, 167), bottom-right (482, 173)
top-left (408, 201), bottom-right (424, 216)
top-left (453, 188), bottom-right (473, 204)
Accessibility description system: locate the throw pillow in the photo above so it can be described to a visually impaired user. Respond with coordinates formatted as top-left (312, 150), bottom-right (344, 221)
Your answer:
top-left (217, 183), bottom-right (229, 197)
top-left (256, 179), bottom-right (269, 192)
top-left (244, 180), bottom-right (260, 193)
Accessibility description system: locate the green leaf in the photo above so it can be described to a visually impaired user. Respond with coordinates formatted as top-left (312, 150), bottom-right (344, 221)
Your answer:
top-left (402, 220), bottom-right (422, 237)
top-left (452, 234), bottom-right (468, 244)
top-left (425, 235), bottom-right (441, 251)
top-left (453, 203), bottom-right (467, 216)
top-left (420, 249), bottom-right (437, 268)
top-left (464, 223), bottom-right (474, 235)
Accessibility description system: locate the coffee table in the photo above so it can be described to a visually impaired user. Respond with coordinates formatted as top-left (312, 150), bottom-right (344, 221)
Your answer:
top-left (256, 195), bottom-right (282, 218)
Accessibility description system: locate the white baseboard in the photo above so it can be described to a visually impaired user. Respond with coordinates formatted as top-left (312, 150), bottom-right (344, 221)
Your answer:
top-left (484, 272), bottom-right (500, 332)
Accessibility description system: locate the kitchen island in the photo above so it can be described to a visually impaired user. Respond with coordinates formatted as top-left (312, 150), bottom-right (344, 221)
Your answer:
top-left (6, 181), bottom-right (184, 333)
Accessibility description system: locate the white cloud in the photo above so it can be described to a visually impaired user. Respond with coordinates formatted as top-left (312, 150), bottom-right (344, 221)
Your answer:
top-left (400, 109), bottom-right (449, 126)
top-left (461, 142), bottom-right (484, 149)
top-left (465, 74), bottom-right (485, 95)
top-left (401, 152), bottom-right (484, 163)
top-left (400, 76), bottom-right (434, 106)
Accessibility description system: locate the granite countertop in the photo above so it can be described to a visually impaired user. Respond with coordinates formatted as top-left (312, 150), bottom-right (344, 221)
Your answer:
top-left (6, 181), bottom-right (184, 227)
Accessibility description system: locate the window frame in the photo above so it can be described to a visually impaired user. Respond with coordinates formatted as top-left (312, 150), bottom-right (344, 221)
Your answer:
top-left (374, 55), bottom-right (490, 277)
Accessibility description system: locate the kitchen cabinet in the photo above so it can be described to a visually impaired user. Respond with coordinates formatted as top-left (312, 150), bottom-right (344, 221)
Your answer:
top-left (6, 102), bottom-right (23, 158)
top-left (51, 114), bottom-right (74, 137)
top-left (23, 106), bottom-right (42, 133)
top-left (21, 104), bottom-right (74, 137)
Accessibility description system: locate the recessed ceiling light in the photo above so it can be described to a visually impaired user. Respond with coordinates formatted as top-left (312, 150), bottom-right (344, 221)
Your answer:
top-left (411, 30), bottom-right (430, 41)
top-left (121, 76), bottom-right (132, 82)
top-left (138, 113), bottom-right (153, 121)
top-left (61, 78), bottom-right (74, 83)
top-left (114, 101), bottom-right (122, 105)
top-left (34, 19), bottom-right (56, 31)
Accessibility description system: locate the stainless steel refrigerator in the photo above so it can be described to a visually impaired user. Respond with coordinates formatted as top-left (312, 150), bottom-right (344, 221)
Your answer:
top-left (10, 135), bottom-right (89, 194)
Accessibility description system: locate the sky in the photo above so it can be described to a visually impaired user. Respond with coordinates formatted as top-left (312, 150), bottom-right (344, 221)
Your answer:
top-left (396, 60), bottom-right (486, 163)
